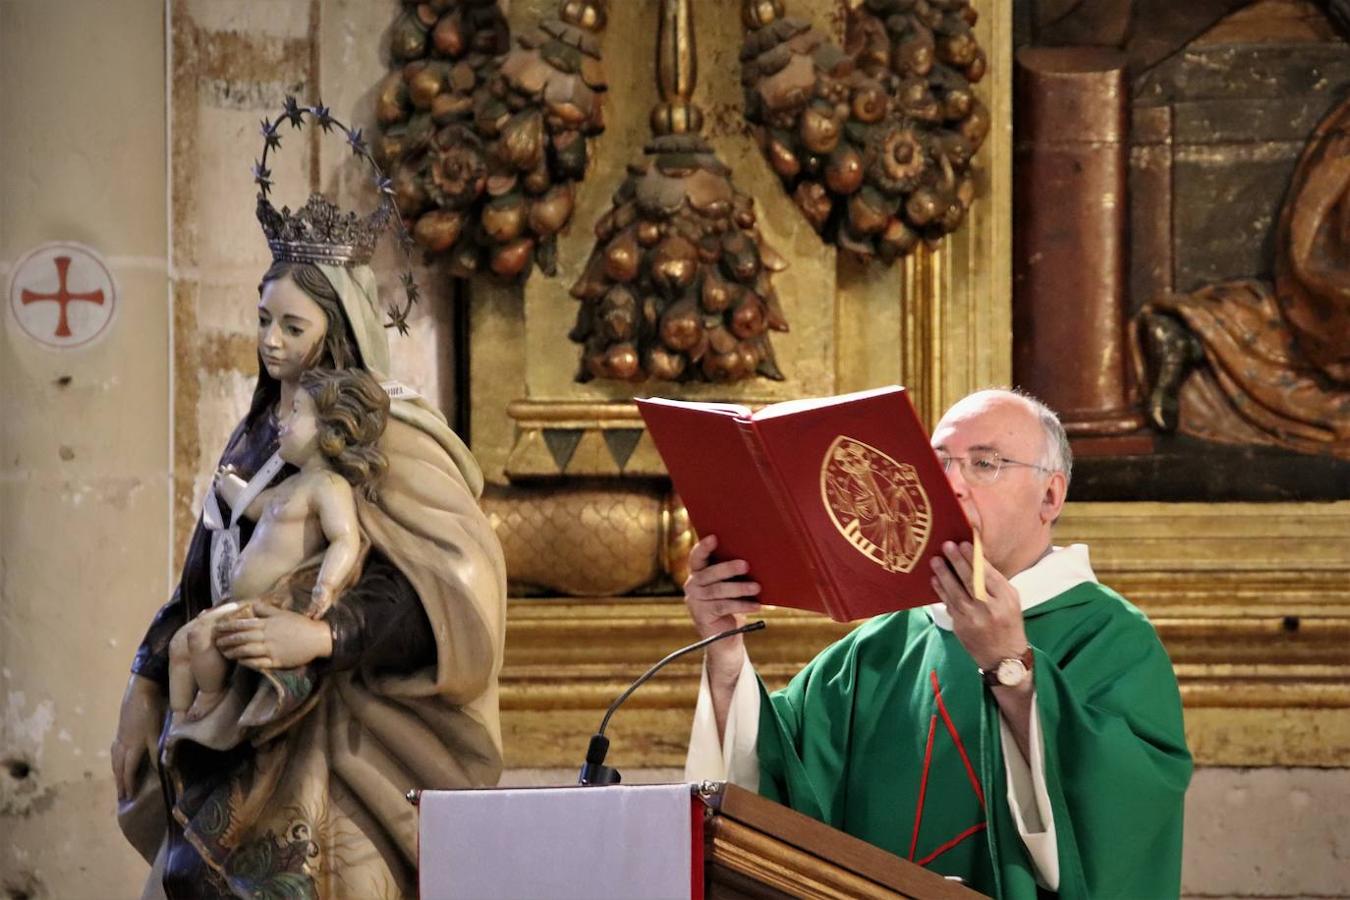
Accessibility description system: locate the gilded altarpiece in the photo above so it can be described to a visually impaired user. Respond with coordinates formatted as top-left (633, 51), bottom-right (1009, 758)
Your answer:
top-left (468, 0), bottom-right (1347, 770)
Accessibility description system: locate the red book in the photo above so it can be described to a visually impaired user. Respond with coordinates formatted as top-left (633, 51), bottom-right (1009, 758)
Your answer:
top-left (637, 386), bottom-right (972, 622)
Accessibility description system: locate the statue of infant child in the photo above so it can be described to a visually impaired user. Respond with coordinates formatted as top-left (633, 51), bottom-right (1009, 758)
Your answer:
top-left (168, 366), bottom-right (390, 721)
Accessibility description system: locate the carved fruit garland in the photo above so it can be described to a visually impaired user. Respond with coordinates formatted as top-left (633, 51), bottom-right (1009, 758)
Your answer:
top-left (570, 135), bottom-right (790, 383)
top-left (376, 0), bottom-right (607, 280)
top-left (741, 0), bottom-right (987, 263)
top-left (569, 0), bottom-right (789, 384)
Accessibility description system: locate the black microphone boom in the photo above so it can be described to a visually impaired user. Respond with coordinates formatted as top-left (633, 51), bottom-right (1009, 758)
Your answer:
top-left (577, 620), bottom-right (767, 786)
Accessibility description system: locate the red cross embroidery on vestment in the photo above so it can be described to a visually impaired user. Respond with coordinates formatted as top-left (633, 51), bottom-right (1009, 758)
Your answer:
top-left (907, 668), bottom-right (987, 867)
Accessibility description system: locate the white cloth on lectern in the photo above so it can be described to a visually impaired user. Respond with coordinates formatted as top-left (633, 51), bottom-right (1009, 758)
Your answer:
top-left (419, 784), bottom-right (695, 900)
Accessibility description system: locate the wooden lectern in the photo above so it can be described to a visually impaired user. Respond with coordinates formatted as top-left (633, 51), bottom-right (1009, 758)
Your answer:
top-left (700, 782), bottom-right (986, 899)
top-left (417, 782), bottom-right (987, 899)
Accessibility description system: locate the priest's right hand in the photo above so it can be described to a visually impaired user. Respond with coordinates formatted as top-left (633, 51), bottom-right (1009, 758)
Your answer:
top-left (684, 535), bottom-right (761, 686)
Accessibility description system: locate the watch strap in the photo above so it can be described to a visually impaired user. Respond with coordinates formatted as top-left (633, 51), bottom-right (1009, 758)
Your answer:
top-left (980, 646), bottom-right (1034, 686)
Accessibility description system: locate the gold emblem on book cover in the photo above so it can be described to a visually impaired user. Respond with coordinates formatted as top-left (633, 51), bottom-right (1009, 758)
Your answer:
top-left (821, 436), bottom-right (932, 574)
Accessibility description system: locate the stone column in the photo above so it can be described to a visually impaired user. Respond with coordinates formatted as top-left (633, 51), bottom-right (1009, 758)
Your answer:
top-left (1013, 47), bottom-right (1147, 441)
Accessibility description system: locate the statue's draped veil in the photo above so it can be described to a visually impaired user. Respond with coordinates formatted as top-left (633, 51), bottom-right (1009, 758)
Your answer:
top-left (315, 261), bottom-right (485, 498)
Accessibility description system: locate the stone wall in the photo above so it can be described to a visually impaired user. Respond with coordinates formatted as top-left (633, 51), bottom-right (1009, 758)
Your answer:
top-left (1, 1), bottom-right (171, 896)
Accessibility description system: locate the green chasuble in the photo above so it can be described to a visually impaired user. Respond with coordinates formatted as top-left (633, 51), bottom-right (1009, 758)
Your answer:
top-left (756, 582), bottom-right (1192, 899)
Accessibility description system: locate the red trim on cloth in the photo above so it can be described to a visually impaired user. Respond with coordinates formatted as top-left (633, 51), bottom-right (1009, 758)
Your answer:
top-left (690, 796), bottom-right (705, 900)
top-left (915, 822), bottom-right (989, 867)
top-left (909, 712), bottom-right (939, 860)
top-left (931, 668), bottom-right (985, 809)
top-left (905, 669), bottom-right (990, 871)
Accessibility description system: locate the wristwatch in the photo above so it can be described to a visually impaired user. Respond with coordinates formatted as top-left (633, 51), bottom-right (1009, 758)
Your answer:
top-left (979, 647), bottom-right (1034, 688)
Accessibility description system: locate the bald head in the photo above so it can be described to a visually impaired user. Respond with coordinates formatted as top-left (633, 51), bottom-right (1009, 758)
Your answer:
top-left (939, 389), bottom-right (1072, 489)
top-left (930, 388), bottom-right (1072, 575)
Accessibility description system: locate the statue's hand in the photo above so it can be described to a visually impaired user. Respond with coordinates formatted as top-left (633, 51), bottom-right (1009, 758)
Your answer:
top-left (306, 584), bottom-right (335, 619)
top-left (110, 674), bottom-right (166, 802)
top-left (214, 603), bottom-right (333, 671)
top-left (213, 465), bottom-right (243, 505)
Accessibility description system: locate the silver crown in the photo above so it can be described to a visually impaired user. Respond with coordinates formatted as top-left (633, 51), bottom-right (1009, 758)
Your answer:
top-left (252, 97), bottom-right (420, 332)
top-left (257, 194), bottom-right (393, 266)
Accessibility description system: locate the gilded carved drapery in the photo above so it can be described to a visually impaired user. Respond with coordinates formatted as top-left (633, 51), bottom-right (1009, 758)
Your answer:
top-left (1135, 96), bottom-right (1350, 457)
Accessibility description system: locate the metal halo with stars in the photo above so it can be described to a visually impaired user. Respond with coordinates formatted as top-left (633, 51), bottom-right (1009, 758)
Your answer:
top-left (254, 96), bottom-right (420, 335)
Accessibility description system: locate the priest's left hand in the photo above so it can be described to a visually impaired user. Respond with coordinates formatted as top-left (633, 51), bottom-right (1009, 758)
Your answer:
top-left (931, 540), bottom-right (1029, 672)
top-left (214, 602), bottom-right (334, 670)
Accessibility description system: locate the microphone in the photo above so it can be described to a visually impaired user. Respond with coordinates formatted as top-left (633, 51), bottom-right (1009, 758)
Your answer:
top-left (577, 620), bottom-right (767, 786)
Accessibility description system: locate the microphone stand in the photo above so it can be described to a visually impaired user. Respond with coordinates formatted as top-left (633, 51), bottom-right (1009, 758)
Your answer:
top-left (578, 620), bottom-right (767, 786)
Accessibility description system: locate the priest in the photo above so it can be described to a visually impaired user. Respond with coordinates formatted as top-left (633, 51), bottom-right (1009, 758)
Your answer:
top-left (682, 389), bottom-right (1192, 898)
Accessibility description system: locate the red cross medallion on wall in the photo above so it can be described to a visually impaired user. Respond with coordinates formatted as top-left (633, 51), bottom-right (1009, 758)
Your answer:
top-left (8, 243), bottom-right (118, 349)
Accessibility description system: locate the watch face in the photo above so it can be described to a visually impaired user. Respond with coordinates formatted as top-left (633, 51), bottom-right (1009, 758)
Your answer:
top-left (996, 658), bottom-right (1028, 687)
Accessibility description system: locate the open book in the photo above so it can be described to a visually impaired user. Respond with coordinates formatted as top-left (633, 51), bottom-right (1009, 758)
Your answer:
top-left (637, 386), bottom-right (971, 622)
